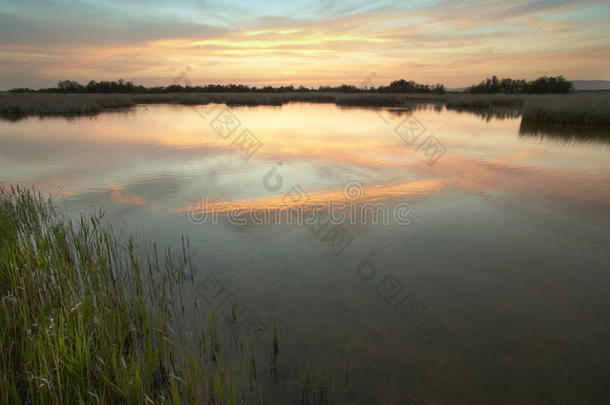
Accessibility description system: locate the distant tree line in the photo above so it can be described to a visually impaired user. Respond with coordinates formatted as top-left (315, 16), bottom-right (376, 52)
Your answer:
top-left (377, 79), bottom-right (445, 94)
top-left (469, 75), bottom-right (572, 94)
top-left (8, 78), bottom-right (445, 94)
top-left (7, 76), bottom-right (573, 94)
top-left (317, 80), bottom-right (445, 94)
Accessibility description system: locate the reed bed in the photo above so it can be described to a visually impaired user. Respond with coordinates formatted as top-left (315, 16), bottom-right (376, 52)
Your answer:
top-left (444, 93), bottom-right (525, 108)
top-left (2, 91), bottom-right (609, 126)
top-left (521, 93), bottom-right (610, 125)
top-left (334, 94), bottom-right (406, 107)
top-left (0, 93), bottom-right (135, 116)
top-left (0, 186), bottom-right (263, 404)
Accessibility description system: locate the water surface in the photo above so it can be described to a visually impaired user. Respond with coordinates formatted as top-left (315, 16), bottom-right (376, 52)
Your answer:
top-left (1, 103), bottom-right (609, 404)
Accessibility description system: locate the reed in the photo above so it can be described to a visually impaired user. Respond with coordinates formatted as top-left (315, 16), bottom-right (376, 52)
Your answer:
top-left (2, 91), bottom-right (609, 126)
top-left (0, 93), bottom-right (135, 116)
top-left (0, 186), bottom-right (262, 404)
top-left (521, 93), bottom-right (610, 125)
top-left (444, 93), bottom-right (524, 108)
top-left (334, 94), bottom-right (405, 106)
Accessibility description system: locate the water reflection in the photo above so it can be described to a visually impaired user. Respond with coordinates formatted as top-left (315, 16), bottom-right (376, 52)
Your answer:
top-left (519, 119), bottom-right (610, 145)
top-left (0, 107), bottom-right (138, 123)
top-left (336, 101), bottom-right (435, 115)
top-left (1, 103), bottom-right (610, 403)
top-left (444, 105), bottom-right (522, 121)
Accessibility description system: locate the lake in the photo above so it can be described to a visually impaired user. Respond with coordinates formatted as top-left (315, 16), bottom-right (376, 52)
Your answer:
top-left (1, 103), bottom-right (609, 404)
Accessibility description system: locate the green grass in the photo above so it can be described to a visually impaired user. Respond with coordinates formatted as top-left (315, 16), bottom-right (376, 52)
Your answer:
top-left (0, 186), bottom-right (264, 404)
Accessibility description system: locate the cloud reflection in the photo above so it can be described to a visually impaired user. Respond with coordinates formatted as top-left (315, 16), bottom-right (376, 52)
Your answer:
top-left (1, 104), bottom-right (609, 219)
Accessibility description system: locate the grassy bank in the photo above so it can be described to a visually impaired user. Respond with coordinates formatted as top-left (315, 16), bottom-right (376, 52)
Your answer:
top-left (0, 187), bottom-right (266, 404)
top-left (2, 91), bottom-right (609, 125)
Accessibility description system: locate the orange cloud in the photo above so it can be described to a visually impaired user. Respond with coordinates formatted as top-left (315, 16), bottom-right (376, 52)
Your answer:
top-left (1, 1), bottom-right (608, 89)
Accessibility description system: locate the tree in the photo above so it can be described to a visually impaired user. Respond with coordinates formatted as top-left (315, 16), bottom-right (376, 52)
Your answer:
top-left (57, 80), bottom-right (84, 93)
top-left (469, 75), bottom-right (572, 94)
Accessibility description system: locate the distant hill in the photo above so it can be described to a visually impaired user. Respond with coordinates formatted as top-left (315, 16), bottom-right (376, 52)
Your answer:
top-left (570, 80), bottom-right (610, 91)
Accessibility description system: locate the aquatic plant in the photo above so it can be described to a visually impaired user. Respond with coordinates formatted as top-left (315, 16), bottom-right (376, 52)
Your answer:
top-left (0, 186), bottom-right (263, 404)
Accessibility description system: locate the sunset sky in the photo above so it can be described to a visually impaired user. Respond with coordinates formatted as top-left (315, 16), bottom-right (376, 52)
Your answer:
top-left (1, 0), bottom-right (609, 90)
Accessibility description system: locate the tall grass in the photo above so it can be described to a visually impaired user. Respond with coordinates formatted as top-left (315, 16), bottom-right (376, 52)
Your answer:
top-left (0, 93), bottom-right (135, 116)
top-left (444, 93), bottom-right (525, 108)
top-left (0, 186), bottom-right (262, 404)
top-left (3, 91), bottom-right (610, 126)
top-left (521, 93), bottom-right (610, 125)
top-left (334, 94), bottom-right (405, 107)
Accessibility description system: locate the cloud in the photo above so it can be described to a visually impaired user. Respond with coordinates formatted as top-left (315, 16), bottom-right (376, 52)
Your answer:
top-left (0, 12), bottom-right (228, 46)
top-left (0, 0), bottom-right (608, 88)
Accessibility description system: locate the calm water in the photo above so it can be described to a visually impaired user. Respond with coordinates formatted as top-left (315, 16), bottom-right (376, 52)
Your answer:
top-left (2, 103), bottom-right (610, 404)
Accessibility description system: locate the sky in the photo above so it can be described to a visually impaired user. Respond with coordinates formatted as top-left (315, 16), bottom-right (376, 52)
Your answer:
top-left (0, 0), bottom-right (609, 89)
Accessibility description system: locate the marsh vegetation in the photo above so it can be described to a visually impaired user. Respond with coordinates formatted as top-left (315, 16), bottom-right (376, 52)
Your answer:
top-left (0, 186), bottom-right (273, 404)
top-left (2, 91), bottom-right (609, 128)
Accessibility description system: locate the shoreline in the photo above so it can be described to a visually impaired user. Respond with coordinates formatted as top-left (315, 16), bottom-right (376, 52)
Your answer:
top-left (1, 91), bottom-right (609, 126)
